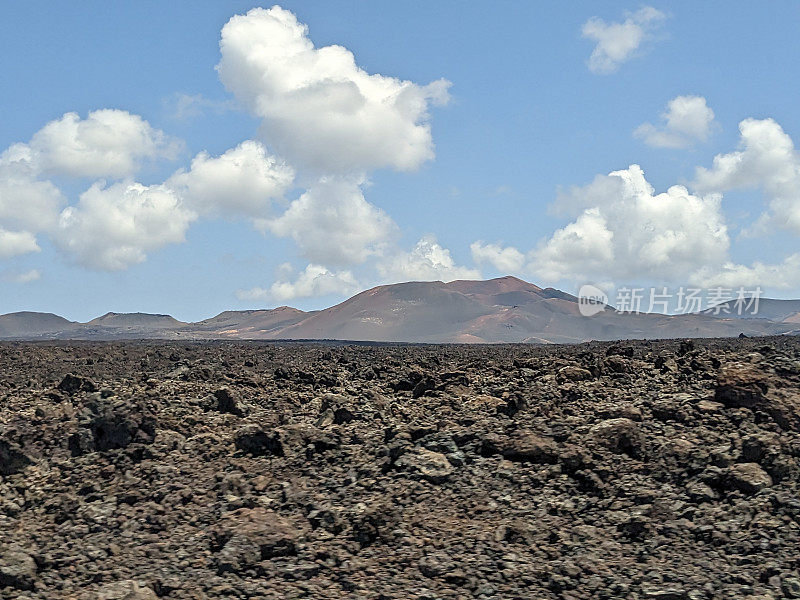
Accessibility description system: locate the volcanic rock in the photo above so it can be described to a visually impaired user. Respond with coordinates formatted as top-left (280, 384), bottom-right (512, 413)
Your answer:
top-left (233, 425), bottom-right (284, 457)
top-left (0, 337), bottom-right (798, 599)
top-left (57, 373), bottom-right (97, 394)
top-left (484, 432), bottom-right (559, 463)
top-left (213, 388), bottom-right (243, 416)
top-left (395, 448), bottom-right (453, 482)
top-left (715, 362), bottom-right (768, 407)
top-left (0, 439), bottom-right (33, 476)
top-left (557, 365), bottom-right (593, 382)
top-left (214, 508), bottom-right (300, 573)
top-left (70, 396), bottom-right (156, 454)
top-left (728, 463), bottom-right (773, 494)
top-left (94, 580), bottom-right (158, 600)
top-left (590, 418), bottom-right (642, 456)
top-left (0, 546), bottom-right (37, 590)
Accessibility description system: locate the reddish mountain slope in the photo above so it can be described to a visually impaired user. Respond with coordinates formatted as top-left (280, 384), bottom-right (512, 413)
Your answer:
top-left (1, 277), bottom-right (797, 342)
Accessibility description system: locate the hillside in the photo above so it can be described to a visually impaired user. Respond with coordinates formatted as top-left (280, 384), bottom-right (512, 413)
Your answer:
top-left (704, 298), bottom-right (800, 323)
top-left (1, 277), bottom-right (798, 343)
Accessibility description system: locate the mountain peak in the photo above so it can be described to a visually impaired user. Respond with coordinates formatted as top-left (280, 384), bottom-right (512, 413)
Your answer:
top-left (87, 312), bottom-right (187, 328)
top-left (446, 275), bottom-right (542, 295)
top-left (1, 278), bottom-right (798, 342)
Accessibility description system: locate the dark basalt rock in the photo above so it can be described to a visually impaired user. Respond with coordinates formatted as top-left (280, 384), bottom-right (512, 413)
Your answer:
top-left (57, 373), bottom-right (97, 394)
top-left (213, 387), bottom-right (243, 416)
top-left (234, 425), bottom-right (284, 457)
top-left (0, 439), bottom-right (33, 476)
top-left (213, 508), bottom-right (301, 573)
top-left (94, 580), bottom-right (158, 599)
top-left (0, 337), bottom-right (798, 599)
top-left (0, 547), bottom-right (36, 591)
top-left (69, 396), bottom-right (156, 455)
top-left (715, 362), bottom-right (768, 407)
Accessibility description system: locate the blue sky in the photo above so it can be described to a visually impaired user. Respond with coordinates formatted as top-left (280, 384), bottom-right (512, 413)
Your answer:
top-left (1, 1), bottom-right (799, 321)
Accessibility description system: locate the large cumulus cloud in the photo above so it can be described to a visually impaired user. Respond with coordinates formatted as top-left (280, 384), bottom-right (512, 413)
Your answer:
top-left (695, 118), bottom-right (800, 235)
top-left (217, 6), bottom-right (450, 175)
top-left (168, 140), bottom-right (294, 220)
top-left (22, 109), bottom-right (181, 179)
top-left (530, 165), bottom-right (730, 282)
top-left (54, 182), bottom-right (196, 271)
top-left (265, 177), bottom-right (397, 266)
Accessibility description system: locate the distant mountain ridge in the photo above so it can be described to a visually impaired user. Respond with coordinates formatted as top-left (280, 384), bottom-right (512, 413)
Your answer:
top-left (2, 276), bottom-right (798, 343)
top-left (0, 312), bottom-right (81, 338)
top-left (703, 298), bottom-right (800, 323)
top-left (87, 312), bottom-right (187, 329)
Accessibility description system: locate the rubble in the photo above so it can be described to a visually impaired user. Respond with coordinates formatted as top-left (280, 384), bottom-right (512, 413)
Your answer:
top-left (0, 337), bottom-right (798, 598)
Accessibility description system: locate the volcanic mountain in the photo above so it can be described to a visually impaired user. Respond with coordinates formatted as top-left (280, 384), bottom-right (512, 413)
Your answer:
top-left (1, 276), bottom-right (798, 343)
top-left (0, 312), bottom-right (81, 338)
top-left (87, 312), bottom-right (187, 330)
top-left (703, 298), bottom-right (800, 323)
top-left (191, 307), bottom-right (308, 337)
top-left (246, 277), bottom-right (797, 343)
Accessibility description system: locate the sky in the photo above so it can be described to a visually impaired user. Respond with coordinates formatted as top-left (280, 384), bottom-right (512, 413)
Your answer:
top-left (1, 1), bottom-right (800, 322)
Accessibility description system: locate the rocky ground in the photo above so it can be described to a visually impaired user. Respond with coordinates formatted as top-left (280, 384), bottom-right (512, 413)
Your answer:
top-left (0, 338), bottom-right (799, 599)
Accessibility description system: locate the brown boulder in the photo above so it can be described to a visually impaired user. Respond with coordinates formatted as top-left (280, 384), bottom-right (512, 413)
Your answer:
top-left (57, 373), bottom-right (97, 395)
top-left (0, 546), bottom-right (37, 590)
top-left (590, 418), bottom-right (642, 456)
top-left (214, 507), bottom-right (302, 573)
top-left (395, 448), bottom-right (453, 483)
top-left (714, 362), bottom-right (800, 431)
top-left (715, 362), bottom-right (768, 408)
top-left (728, 462), bottom-right (773, 494)
top-left (94, 580), bottom-right (158, 600)
top-left (558, 365), bottom-right (593, 382)
top-left (487, 432), bottom-right (560, 464)
top-left (0, 439), bottom-right (33, 476)
top-left (234, 424), bottom-right (284, 457)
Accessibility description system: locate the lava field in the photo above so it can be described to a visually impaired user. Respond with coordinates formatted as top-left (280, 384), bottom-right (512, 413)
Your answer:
top-left (1, 338), bottom-right (799, 599)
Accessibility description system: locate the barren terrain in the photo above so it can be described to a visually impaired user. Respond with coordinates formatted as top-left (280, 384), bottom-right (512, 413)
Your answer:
top-left (1, 338), bottom-right (800, 599)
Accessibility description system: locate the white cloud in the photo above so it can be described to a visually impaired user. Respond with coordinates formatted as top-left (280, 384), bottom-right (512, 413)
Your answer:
top-left (379, 235), bottom-right (481, 283)
top-left (239, 263), bottom-right (359, 302)
top-left (1, 127), bottom-right (294, 272)
top-left (0, 145), bottom-right (65, 232)
top-left (167, 93), bottom-right (235, 120)
top-left (2, 269), bottom-right (42, 284)
top-left (1, 6), bottom-right (457, 278)
top-left (1, 112), bottom-right (187, 269)
top-left (530, 164), bottom-right (729, 282)
top-left (694, 118), bottom-right (800, 235)
top-left (55, 181), bottom-right (197, 271)
top-left (470, 241), bottom-right (525, 273)
top-left (634, 95), bottom-right (716, 148)
top-left (24, 109), bottom-right (181, 178)
top-left (529, 209), bottom-right (615, 281)
top-left (168, 140), bottom-right (294, 219)
top-left (582, 7), bottom-right (666, 74)
top-left (0, 228), bottom-right (40, 259)
top-left (266, 177), bottom-right (397, 266)
top-left (235, 286), bottom-right (271, 301)
top-left (692, 254), bottom-right (800, 290)
top-left (217, 6), bottom-right (450, 174)
top-left (0, 109), bottom-right (182, 267)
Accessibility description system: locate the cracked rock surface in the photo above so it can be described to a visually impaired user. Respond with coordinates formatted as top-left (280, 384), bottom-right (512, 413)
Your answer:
top-left (0, 337), bottom-right (799, 599)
